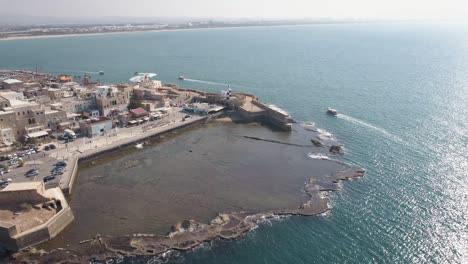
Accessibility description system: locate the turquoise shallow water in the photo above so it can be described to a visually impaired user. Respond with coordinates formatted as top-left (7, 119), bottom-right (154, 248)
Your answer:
top-left (1, 23), bottom-right (467, 263)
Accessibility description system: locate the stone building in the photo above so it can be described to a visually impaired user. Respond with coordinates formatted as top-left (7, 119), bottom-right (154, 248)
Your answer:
top-left (79, 117), bottom-right (114, 137)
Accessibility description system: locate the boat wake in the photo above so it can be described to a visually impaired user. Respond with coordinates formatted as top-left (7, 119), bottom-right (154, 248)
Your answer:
top-left (337, 113), bottom-right (406, 144)
top-left (52, 68), bottom-right (101, 75)
top-left (183, 78), bottom-right (252, 89)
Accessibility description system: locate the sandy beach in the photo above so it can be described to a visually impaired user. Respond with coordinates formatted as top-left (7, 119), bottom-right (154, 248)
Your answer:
top-left (0, 24), bottom-right (307, 42)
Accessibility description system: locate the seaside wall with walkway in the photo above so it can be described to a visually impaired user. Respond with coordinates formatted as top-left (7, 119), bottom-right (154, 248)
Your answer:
top-left (61, 116), bottom-right (208, 195)
top-left (1, 207), bottom-right (74, 251)
top-left (0, 186), bottom-right (74, 251)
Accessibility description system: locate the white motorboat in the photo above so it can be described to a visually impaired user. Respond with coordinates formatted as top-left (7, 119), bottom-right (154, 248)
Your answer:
top-left (135, 143), bottom-right (144, 149)
top-left (178, 75), bottom-right (185, 80)
top-left (326, 107), bottom-right (338, 116)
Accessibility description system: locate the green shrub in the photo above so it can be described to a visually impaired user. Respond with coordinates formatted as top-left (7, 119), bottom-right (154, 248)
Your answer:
top-left (19, 203), bottom-right (33, 212)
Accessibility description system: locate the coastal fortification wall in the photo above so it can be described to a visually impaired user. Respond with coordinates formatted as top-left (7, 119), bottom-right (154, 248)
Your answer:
top-left (0, 190), bottom-right (74, 251)
top-left (62, 116), bottom-right (208, 195)
top-left (0, 184), bottom-right (49, 206)
top-left (0, 190), bottom-right (50, 206)
top-left (0, 221), bottom-right (18, 250)
top-left (250, 100), bottom-right (293, 130)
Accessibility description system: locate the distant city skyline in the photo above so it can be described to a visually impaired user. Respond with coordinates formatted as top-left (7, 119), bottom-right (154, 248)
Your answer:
top-left (1, 0), bottom-right (468, 21)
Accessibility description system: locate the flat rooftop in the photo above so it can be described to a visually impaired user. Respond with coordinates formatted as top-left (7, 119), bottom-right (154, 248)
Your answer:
top-left (0, 182), bottom-right (41, 192)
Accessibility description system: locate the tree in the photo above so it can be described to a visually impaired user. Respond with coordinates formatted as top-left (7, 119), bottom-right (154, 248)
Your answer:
top-left (128, 100), bottom-right (144, 110)
top-left (1, 163), bottom-right (9, 170)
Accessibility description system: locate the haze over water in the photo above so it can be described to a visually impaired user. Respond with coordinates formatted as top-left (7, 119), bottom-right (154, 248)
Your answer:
top-left (1, 22), bottom-right (467, 263)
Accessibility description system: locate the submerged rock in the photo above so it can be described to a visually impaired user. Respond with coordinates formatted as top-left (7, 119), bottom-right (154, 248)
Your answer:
top-left (310, 139), bottom-right (324, 147)
top-left (329, 144), bottom-right (344, 154)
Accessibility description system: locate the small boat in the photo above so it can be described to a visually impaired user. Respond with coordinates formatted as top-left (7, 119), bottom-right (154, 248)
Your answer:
top-left (99, 71), bottom-right (104, 75)
top-left (135, 143), bottom-right (143, 149)
top-left (326, 107), bottom-right (338, 116)
top-left (178, 76), bottom-right (185, 80)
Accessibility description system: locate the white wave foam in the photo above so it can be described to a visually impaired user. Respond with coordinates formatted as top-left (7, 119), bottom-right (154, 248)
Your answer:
top-left (302, 121), bottom-right (318, 132)
top-left (317, 131), bottom-right (334, 140)
top-left (308, 153), bottom-right (332, 160)
top-left (338, 113), bottom-right (406, 143)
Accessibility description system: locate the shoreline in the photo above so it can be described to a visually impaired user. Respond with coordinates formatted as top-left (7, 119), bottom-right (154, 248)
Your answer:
top-left (0, 69), bottom-right (364, 263)
top-left (0, 21), bottom-right (386, 42)
top-left (0, 24), bottom-right (308, 42)
top-left (6, 119), bottom-right (365, 263)
top-left (9, 158), bottom-right (364, 263)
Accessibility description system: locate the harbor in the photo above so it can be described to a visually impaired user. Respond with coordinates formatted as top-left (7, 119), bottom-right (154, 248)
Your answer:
top-left (0, 69), bottom-right (308, 256)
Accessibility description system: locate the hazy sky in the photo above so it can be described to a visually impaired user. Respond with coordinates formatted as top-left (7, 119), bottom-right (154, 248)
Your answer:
top-left (1, 0), bottom-right (468, 20)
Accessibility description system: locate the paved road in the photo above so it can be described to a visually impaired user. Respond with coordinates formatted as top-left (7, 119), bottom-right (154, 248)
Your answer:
top-left (2, 107), bottom-right (198, 190)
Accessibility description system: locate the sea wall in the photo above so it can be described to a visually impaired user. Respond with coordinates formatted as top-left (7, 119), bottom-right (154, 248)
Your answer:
top-left (0, 196), bottom-right (74, 251)
top-left (61, 116), bottom-right (208, 195)
top-left (0, 190), bottom-right (50, 206)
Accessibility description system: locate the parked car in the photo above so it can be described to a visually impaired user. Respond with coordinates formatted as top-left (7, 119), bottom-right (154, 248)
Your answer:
top-left (44, 145), bottom-right (50, 151)
top-left (43, 175), bottom-right (56, 183)
top-left (58, 135), bottom-right (69, 141)
top-left (53, 170), bottom-right (64, 175)
top-left (51, 166), bottom-right (65, 172)
top-left (0, 178), bottom-right (12, 188)
top-left (49, 144), bottom-right (57, 150)
top-left (1, 168), bottom-right (11, 174)
top-left (25, 169), bottom-right (39, 177)
top-left (55, 160), bottom-right (67, 167)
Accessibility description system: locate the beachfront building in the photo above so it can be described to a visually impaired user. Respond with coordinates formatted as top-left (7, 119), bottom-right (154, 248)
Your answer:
top-left (60, 97), bottom-right (97, 113)
top-left (95, 87), bottom-right (130, 117)
top-left (1, 79), bottom-right (23, 91)
top-left (130, 107), bottom-right (148, 119)
top-left (47, 88), bottom-right (65, 100)
top-left (79, 117), bottom-right (114, 137)
top-left (183, 103), bottom-right (225, 115)
top-left (44, 110), bottom-right (68, 131)
top-left (0, 91), bottom-right (49, 142)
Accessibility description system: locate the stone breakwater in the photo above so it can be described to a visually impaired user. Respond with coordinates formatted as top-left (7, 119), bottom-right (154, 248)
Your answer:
top-left (7, 165), bottom-right (365, 263)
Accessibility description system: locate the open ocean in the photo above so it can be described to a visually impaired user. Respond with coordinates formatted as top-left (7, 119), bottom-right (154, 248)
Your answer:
top-left (1, 22), bottom-right (467, 263)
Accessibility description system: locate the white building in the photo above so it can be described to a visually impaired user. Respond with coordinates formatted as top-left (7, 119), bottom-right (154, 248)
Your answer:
top-left (79, 117), bottom-right (113, 137)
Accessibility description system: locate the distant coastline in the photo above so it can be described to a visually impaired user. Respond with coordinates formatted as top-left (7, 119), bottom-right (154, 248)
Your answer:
top-left (0, 24), bottom-right (308, 41)
top-left (0, 20), bottom-right (392, 41)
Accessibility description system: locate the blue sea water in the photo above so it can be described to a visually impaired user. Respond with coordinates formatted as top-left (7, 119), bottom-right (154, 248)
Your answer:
top-left (1, 22), bottom-right (467, 263)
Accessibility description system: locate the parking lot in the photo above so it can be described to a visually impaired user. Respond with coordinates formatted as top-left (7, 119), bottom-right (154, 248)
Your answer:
top-left (0, 148), bottom-right (64, 188)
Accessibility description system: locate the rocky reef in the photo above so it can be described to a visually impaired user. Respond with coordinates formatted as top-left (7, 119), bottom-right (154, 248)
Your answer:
top-left (5, 165), bottom-right (365, 264)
